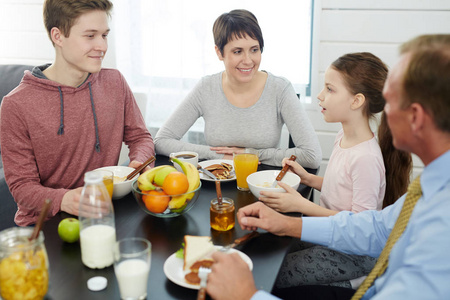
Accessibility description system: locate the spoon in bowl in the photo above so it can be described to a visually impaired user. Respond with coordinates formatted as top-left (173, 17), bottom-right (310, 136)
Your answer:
top-left (271, 155), bottom-right (297, 188)
top-left (125, 156), bottom-right (156, 181)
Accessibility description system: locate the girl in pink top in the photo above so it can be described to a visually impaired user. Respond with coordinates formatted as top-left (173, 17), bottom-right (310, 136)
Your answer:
top-left (261, 53), bottom-right (412, 290)
top-left (261, 53), bottom-right (411, 216)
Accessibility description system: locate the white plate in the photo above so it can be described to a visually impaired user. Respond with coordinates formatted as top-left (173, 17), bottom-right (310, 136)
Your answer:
top-left (198, 159), bottom-right (235, 182)
top-left (163, 246), bottom-right (253, 290)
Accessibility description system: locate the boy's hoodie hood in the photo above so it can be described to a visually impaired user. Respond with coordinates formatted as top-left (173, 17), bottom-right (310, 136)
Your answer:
top-left (29, 64), bottom-right (101, 152)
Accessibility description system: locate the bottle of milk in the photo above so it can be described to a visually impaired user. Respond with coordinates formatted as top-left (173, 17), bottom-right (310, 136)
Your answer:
top-left (79, 171), bottom-right (116, 269)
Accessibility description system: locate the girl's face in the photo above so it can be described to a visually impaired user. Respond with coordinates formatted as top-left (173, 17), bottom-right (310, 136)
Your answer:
top-left (317, 67), bottom-right (356, 123)
top-left (216, 35), bottom-right (261, 84)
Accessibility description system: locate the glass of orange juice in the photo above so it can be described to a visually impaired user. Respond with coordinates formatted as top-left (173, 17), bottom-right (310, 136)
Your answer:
top-left (93, 170), bottom-right (114, 200)
top-left (233, 151), bottom-right (259, 191)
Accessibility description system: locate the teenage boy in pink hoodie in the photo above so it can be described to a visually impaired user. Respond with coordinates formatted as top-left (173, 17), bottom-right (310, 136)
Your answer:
top-left (0, 0), bottom-right (154, 226)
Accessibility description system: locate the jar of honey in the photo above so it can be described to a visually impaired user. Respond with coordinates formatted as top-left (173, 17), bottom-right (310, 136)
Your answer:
top-left (210, 197), bottom-right (235, 231)
top-left (0, 227), bottom-right (49, 300)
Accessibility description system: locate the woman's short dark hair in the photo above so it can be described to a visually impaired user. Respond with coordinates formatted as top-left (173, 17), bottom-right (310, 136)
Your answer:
top-left (213, 9), bottom-right (264, 56)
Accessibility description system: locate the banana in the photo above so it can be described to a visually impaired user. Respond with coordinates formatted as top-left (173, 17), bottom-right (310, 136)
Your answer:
top-left (137, 165), bottom-right (167, 191)
top-left (169, 159), bottom-right (201, 209)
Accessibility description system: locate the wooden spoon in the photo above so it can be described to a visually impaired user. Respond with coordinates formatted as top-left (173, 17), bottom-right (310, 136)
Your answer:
top-left (271, 155), bottom-right (297, 188)
top-left (125, 156), bottom-right (156, 181)
top-left (29, 199), bottom-right (52, 241)
top-left (215, 180), bottom-right (223, 205)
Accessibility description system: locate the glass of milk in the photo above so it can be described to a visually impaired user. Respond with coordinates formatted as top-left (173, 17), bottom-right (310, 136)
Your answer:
top-left (113, 237), bottom-right (152, 300)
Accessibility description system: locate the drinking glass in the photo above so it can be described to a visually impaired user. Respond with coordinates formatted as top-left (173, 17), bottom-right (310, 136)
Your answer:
top-left (114, 238), bottom-right (151, 300)
top-left (210, 197), bottom-right (235, 231)
top-left (233, 151), bottom-right (259, 191)
top-left (93, 170), bottom-right (114, 199)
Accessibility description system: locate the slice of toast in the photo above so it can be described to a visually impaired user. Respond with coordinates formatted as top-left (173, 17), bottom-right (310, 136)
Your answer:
top-left (183, 235), bottom-right (215, 271)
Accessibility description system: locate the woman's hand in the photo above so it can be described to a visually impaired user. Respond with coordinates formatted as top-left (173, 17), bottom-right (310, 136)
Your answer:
top-left (210, 146), bottom-right (245, 155)
top-left (259, 181), bottom-right (309, 213)
top-left (210, 146), bottom-right (245, 160)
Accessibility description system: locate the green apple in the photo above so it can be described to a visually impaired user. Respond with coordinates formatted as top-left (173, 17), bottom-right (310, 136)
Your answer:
top-left (153, 166), bottom-right (177, 186)
top-left (58, 218), bottom-right (80, 243)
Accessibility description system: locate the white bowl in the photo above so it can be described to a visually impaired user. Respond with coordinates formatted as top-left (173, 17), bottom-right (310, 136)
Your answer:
top-left (94, 166), bottom-right (138, 200)
top-left (246, 170), bottom-right (301, 199)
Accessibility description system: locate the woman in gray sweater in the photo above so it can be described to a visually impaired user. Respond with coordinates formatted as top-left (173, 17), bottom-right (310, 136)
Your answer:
top-left (154, 9), bottom-right (321, 168)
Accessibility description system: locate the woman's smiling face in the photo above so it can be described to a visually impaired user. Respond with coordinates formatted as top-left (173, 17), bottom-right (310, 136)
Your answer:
top-left (216, 35), bottom-right (261, 84)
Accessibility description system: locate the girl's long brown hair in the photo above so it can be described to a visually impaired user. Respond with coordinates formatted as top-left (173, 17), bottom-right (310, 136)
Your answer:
top-left (332, 52), bottom-right (412, 208)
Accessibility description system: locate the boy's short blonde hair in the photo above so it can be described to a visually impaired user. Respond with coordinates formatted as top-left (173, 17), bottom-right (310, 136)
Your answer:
top-left (43, 0), bottom-right (113, 45)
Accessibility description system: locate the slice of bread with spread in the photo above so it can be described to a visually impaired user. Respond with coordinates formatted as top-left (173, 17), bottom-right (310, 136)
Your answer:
top-left (183, 235), bottom-right (215, 271)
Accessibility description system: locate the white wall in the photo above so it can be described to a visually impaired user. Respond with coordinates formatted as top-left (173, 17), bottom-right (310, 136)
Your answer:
top-left (0, 0), bottom-right (116, 68)
top-left (308, 0), bottom-right (450, 201)
top-left (1, 0), bottom-right (449, 198)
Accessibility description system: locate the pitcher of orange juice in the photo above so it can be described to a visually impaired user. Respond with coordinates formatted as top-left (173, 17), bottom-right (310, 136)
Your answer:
top-left (0, 227), bottom-right (49, 300)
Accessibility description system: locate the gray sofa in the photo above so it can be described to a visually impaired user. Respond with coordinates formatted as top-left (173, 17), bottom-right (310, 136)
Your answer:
top-left (0, 64), bottom-right (33, 229)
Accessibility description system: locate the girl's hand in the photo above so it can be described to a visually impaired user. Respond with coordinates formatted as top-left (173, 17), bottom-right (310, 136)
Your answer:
top-left (282, 158), bottom-right (310, 182)
top-left (259, 182), bottom-right (309, 213)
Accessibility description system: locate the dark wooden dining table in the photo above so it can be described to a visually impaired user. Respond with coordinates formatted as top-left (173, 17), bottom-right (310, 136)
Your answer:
top-left (26, 155), bottom-right (314, 299)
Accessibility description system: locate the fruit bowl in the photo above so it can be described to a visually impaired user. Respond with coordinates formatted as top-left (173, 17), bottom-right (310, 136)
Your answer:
top-left (131, 180), bottom-right (202, 218)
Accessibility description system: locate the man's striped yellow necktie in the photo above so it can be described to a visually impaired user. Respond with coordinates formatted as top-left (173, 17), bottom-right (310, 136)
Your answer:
top-left (352, 176), bottom-right (422, 300)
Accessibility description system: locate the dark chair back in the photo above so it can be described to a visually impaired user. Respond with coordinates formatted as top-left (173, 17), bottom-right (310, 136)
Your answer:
top-left (0, 64), bottom-right (33, 229)
top-left (0, 64), bottom-right (33, 102)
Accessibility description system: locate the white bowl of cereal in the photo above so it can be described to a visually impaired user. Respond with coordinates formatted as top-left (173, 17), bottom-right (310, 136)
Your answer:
top-left (94, 166), bottom-right (138, 200)
top-left (246, 170), bottom-right (301, 199)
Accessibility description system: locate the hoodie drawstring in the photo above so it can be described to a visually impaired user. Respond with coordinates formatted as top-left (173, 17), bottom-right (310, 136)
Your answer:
top-left (56, 82), bottom-right (101, 153)
top-left (57, 87), bottom-right (64, 135)
top-left (88, 82), bottom-right (101, 153)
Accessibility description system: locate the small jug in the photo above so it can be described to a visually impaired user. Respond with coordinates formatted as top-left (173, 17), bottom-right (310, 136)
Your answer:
top-left (0, 227), bottom-right (49, 300)
top-left (79, 171), bottom-right (116, 269)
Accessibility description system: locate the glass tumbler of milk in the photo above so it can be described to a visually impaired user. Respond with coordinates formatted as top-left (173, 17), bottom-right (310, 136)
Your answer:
top-left (79, 171), bottom-right (116, 269)
top-left (114, 238), bottom-right (152, 300)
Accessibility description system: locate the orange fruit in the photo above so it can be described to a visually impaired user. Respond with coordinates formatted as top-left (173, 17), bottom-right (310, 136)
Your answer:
top-left (162, 172), bottom-right (189, 195)
top-left (142, 190), bottom-right (170, 213)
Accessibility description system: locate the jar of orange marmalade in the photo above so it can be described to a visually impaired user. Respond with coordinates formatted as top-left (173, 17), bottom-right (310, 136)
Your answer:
top-left (0, 227), bottom-right (49, 300)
